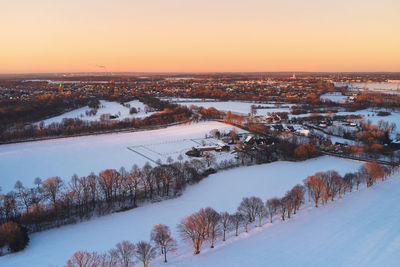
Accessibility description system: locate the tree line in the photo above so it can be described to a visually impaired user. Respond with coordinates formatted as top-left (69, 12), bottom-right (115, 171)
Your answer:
top-left (1, 105), bottom-right (192, 143)
top-left (0, 152), bottom-right (248, 255)
top-left (0, 159), bottom-right (207, 233)
top-left (66, 224), bottom-right (176, 267)
top-left (63, 161), bottom-right (393, 266)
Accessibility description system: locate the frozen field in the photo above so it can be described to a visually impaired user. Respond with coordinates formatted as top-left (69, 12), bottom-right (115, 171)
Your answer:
top-left (0, 156), bottom-right (363, 267)
top-left (334, 108), bottom-right (400, 138)
top-left (40, 100), bottom-right (153, 125)
top-left (178, 100), bottom-right (399, 138)
top-left (168, 171), bottom-right (400, 267)
top-left (176, 100), bottom-right (399, 137)
top-left (320, 92), bottom-right (348, 103)
top-left (180, 101), bottom-right (293, 115)
top-left (294, 107), bottom-right (400, 138)
top-left (0, 121), bottom-right (244, 192)
top-left (335, 82), bottom-right (400, 95)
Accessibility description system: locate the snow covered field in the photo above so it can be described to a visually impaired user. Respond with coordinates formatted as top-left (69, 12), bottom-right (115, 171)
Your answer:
top-left (168, 171), bottom-right (400, 267)
top-left (335, 82), bottom-right (400, 95)
top-left (335, 108), bottom-right (400, 126)
top-left (320, 92), bottom-right (348, 103)
top-left (180, 101), bottom-right (293, 115)
top-left (39, 100), bottom-right (153, 126)
top-left (0, 156), bottom-right (363, 267)
top-left (334, 108), bottom-right (400, 138)
top-left (175, 100), bottom-right (399, 136)
top-left (0, 121), bottom-right (244, 192)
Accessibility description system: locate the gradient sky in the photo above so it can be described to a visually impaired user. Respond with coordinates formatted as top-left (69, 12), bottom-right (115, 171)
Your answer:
top-left (1, 0), bottom-right (399, 73)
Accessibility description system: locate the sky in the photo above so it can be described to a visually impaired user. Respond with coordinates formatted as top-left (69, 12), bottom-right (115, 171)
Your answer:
top-left (1, 0), bottom-right (399, 73)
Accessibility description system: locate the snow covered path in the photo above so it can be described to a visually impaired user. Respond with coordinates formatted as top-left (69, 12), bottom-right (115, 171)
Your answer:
top-left (167, 174), bottom-right (400, 267)
top-left (0, 156), bottom-right (362, 267)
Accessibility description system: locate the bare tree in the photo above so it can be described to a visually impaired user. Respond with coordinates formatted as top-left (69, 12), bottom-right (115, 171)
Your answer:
top-left (265, 198), bottom-right (279, 223)
top-left (237, 198), bottom-right (252, 232)
top-left (219, 212), bottom-right (231, 241)
top-left (254, 197), bottom-right (265, 227)
top-left (364, 162), bottom-right (385, 186)
top-left (202, 207), bottom-right (220, 248)
top-left (237, 197), bottom-right (252, 223)
top-left (306, 175), bottom-right (326, 207)
top-left (334, 176), bottom-right (345, 199)
top-left (66, 250), bottom-right (102, 267)
top-left (141, 163), bottom-right (154, 199)
top-left (14, 181), bottom-right (32, 213)
top-left (203, 152), bottom-right (216, 167)
top-left (178, 211), bottom-right (207, 254)
top-left (323, 170), bottom-right (342, 201)
top-left (42, 176), bottom-right (63, 209)
top-left (282, 192), bottom-right (295, 219)
top-left (343, 173), bottom-right (355, 193)
top-left (126, 165), bottom-right (141, 207)
top-left (109, 241), bottom-right (136, 267)
top-left (237, 196), bottom-right (264, 231)
top-left (135, 241), bottom-right (156, 267)
top-left (150, 224), bottom-right (176, 263)
top-left (277, 197), bottom-right (286, 221)
top-left (98, 169), bottom-right (119, 206)
top-left (85, 172), bottom-right (98, 210)
top-left (290, 185), bottom-right (305, 214)
top-left (229, 212), bottom-right (245, 236)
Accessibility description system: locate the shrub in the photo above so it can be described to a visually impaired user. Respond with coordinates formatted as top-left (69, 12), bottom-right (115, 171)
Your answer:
top-left (0, 221), bottom-right (30, 253)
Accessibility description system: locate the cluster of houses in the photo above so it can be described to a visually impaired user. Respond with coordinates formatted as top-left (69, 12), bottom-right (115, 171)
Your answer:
top-left (185, 141), bottom-right (230, 157)
top-left (252, 114), bottom-right (282, 124)
top-left (185, 133), bottom-right (274, 158)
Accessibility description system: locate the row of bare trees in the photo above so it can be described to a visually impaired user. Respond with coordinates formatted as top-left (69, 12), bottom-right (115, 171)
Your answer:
top-left (62, 161), bottom-right (393, 266)
top-left (1, 105), bottom-right (192, 143)
top-left (66, 224), bottom-right (176, 267)
top-left (177, 162), bottom-right (393, 255)
top-left (0, 159), bottom-right (209, 233)
top-left (177, 185), bottom-right (305, 255)
top-left (305, 162), bottom-right (391, 208)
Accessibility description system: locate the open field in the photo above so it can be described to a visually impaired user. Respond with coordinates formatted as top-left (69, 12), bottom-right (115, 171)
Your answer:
top-left (179, 101), bottom-right (293, 115)
top-left (167, 171), bottom-right (400, 267)
top-left (0, 121), bottom-right (244, 192)
top-left (335, 82), bottom-right (400, 95)
top-left (0, 156), bottom-right (363, 267)
top-left (320, 92), bottom-right (348, 103)
top-left (39, 99), bottom-right (154, 125)
top-left (172, 99), bottom-right (400, 138)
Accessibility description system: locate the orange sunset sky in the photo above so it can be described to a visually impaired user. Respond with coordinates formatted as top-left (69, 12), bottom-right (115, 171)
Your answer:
top-left (1, 0), bottom-right (399, 73)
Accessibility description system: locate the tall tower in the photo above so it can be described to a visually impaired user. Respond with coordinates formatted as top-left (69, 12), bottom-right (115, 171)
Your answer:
top-left (59, 82), bottom-right (63, 94)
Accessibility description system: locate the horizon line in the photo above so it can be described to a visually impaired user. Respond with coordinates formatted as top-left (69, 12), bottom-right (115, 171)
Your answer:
top-left (1, 71), bottom-right (400, 76)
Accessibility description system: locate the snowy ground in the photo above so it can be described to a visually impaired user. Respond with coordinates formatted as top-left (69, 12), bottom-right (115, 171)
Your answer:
top-left (310, 127), bottom-right (356, 145)
top-left (0, 121), bottom-right (244, 192)
top-left (167, 171), bottom-right (400, 267)
top-left (0, 156), bottom-right (363, 267)
top-left (334, 108), bottom-right (400, 138)
top-left (320, 92), bottom-right (348, 103)
top-left (39, 100), bottom-right (154, 126)
top-left (180, 101), bottom-right (293, 115)
top-left (335, 108), bottom-right (400, 126)
top-left (335, 82), bottom-right (400, 95)
top-left (166, 99), bottom-right (398, 139)
top-left (174, 100), bottom-right (399, 138)
top-left (294, 107), bottom-right (400, 139)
